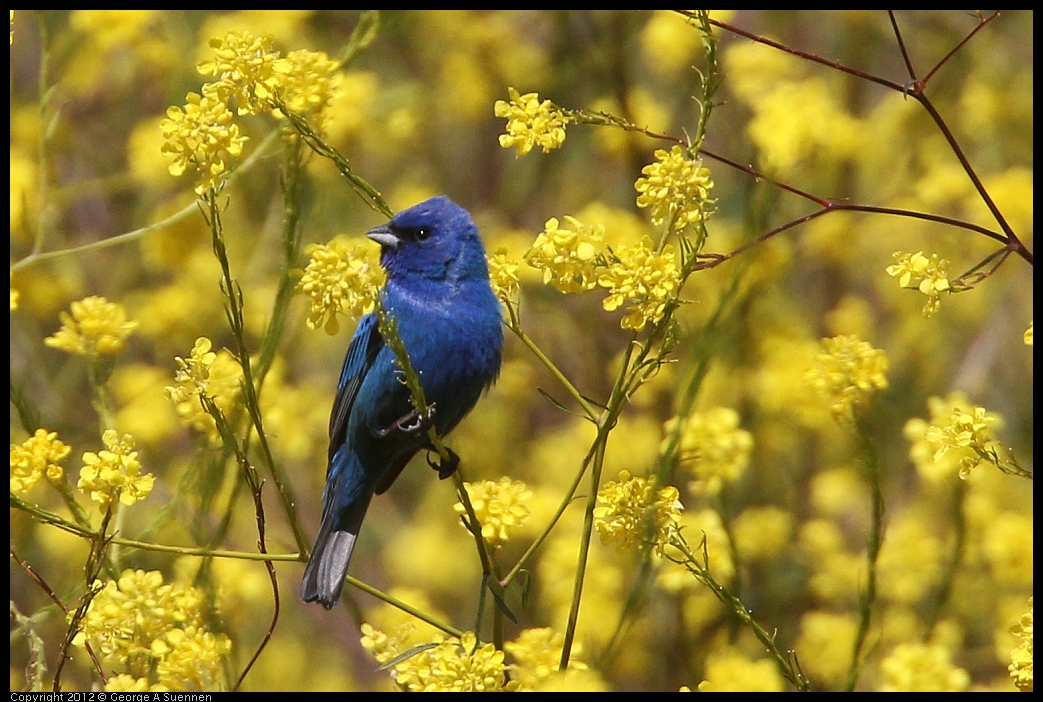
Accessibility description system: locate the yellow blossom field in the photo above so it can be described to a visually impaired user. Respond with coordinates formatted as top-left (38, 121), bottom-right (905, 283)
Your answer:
top-left (10, 10), bottom-right (1032, 692)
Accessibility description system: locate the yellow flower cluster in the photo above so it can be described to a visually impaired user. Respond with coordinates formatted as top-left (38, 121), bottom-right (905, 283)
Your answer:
top-left (494, 87), bottom-right (570, 157)
top-left (73, 569), bottom-right (231, 691)
top-left (524, 216), bottom-right (605, 294)
top-left (487, 248), bottom-right (521, 305)
top-left (885, 251), bottom-right (952, 317)
top-left (454, 477), bottom-right (533, 547)
top-left (44, 296), bottom-right (138, 357)
top-left (923, 403), bottom-right (1003, 479)
top-left (164, 337), bottom-right (244, 441)
top-left (297, 240), bottom-right (385, 335)
top-left (197, 31), bottom-right (292, 116)
top-left (160, 85), bottom-right (247, 195)
top-left (10, 429), bottom-right (70, 494)
top-left (904, 393), bottom-right (992, 482)
top-left (361, 623), bottom-right (595, 692)
top-left (504, 627), bottom-right (589, 689)
top-left (634, 145), bottom-right (716, 231)
top-left (598, 238), bottom-right (680, 330)
top-left (360, 625), bottom-right (517, 692)
top-left (805, 335), bottom-right (889, 423)
top-left (270, 48), bottom-right (343, 132)
top-left (163, 30), bottom-right (343, 193)
top-left (77, 430), bottom-right (154, 507)
top-left (593, 470), bottom-right (682, 556)
top-left (665, 406), bottom-right (753, 494)
top-left (878, 642), bottom-right (970, 692)
top-left (1009, 598), bottom-right (1033, 692)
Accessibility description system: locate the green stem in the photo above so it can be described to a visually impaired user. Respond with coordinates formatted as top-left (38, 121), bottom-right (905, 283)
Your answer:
top-left (845, 417), bottom-right (884, 692)
top-left (509, 325), bottom-right (599, 421)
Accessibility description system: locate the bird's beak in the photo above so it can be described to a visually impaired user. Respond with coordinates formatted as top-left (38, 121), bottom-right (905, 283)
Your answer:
top-left (366, 224), bottom-right (399, 250)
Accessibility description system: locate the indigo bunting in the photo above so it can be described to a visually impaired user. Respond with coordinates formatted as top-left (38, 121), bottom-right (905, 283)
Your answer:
top-left (301, 196), bottom-right (504, 609)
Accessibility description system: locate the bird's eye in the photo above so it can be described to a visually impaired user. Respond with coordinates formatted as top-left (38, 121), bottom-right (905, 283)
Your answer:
top-left (415, 227), bottom-right (431, 241)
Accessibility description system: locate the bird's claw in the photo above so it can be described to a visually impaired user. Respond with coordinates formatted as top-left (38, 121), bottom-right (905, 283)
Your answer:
top-left (427, 446), bottom-right (460, 480)
top-left (373, 404), bottom-right (437, 438)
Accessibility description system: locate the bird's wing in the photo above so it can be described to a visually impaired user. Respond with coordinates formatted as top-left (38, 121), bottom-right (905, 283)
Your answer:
top-left (327, 313), bottom-right (384, 466)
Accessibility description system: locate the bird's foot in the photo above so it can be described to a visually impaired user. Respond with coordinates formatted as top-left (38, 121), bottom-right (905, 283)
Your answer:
top-left (373, 404), bottom-right (437, 438)
top-left (427, 446), bottom-right (460, 480)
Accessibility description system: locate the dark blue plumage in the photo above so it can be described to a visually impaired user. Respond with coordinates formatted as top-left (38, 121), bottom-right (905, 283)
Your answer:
top-left (301, 196), bottom-right (503, 609)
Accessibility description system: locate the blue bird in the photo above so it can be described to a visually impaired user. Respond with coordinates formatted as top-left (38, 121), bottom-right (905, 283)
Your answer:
top-left (301, 196), bottom-right (504, 609)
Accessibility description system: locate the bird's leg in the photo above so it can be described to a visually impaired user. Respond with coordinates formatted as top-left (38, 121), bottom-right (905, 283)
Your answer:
top-left (426, 445), bottom-right (460, 480)
top-left (373, 404), bottom-right (437, 438)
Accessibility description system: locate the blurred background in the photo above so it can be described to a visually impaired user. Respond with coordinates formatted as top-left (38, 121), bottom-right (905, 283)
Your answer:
top-left (10, 10), bottom-right (1033, 691)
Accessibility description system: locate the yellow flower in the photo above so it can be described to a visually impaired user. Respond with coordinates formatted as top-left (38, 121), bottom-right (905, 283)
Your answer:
top-left (273, 48), bottom-right (343, 132)
top-left (903, 393), bottom-right (1000, 482)
top-left (9, 288), bottom-right (17, 311)
top-left (73, 569), bottom-right (230, 690)
top-left (524, 216), bottom-right (604, 294)
top-left (10, 429), bottom-right (71, 494)
top-left (297, 240), bottom-right (385, 335)
top-left (1024, 321), bottom-right (1033, 346)
top-left (665, 406), bottom-right (753, 494)
top-left (160, 84), bottom-right (247, 195)
top-left (164, 337), bottom-right (244, 441)
top-left (154, 626), bottom-right (233, 692)
top-left (77, 430), bottom-right (154, 507)
top-left (805, 335), bottom-right (889, 423)
top-left (197, 31), bottom-right (292, 116)
top-left (506, 627), bottom-right (588, 690)
top-left (44, 296), bottom-right (138, 357)
top-left (454, 477), bottom-right (533, 547)
top-left (594, 470), bottom-right (682, 556)
top-left (598, 237), bottom-right (680, 330)
top-left (886, 251), bottom-right (951, 317)
top-left (1009, 598), bottom-right (1033, 692)
top-left (878, 642), bottom-right (969, 692)
top-left (922, 403), bottom-right (1003, 478)
top-left (487, 248), bottom-right (521, 305)
top-left (361, 627), bottom-right (517, 692)
top-left (494, 87), bottom-right (570, 157)
top-left (634, 145), bottom-right (716, 231)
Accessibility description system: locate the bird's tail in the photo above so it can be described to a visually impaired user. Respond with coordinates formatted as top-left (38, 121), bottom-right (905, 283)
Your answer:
top-left (300, 485), bottom-right (372, 609)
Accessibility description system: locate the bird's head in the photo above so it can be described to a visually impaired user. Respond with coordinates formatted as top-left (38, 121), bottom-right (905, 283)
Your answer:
top-left (367, 196), bottom-right (489, 282)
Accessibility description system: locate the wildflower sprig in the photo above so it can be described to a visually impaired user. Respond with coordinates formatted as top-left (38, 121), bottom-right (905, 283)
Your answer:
top-left (923, 403), bottom-right (1029, 480)
top-left (524, 216), bottom-right (605, 294)
top-left (494, 87), bottom-right (572, 157)
top-left (454, 478), bottom-right (533, 547)
top-left (635, 145), bottom-right (717, 232)
top-left (805, 335), bottom-right (889, 423)
top-left (593, 470), bottom-right (683, 557)
top-left (44, 296), bottom-right (138, 358)
top-left (160, 84), bottom-right (247, 196)
top-left (297, 240), bottom-right (385, 335)
top-left (77, 430), bottom-right (154, 507)
top-left (72, 569), bottom-right (232, 691)
top-left (360, 625), bottom-right (517, 692)
top-left (10, 429), bottom-right (70, 494)
top-left (885, 251), bottom-right (952, 317)
top-left (164, 337), bottom-right (244, 441)
top-left (598, 238), bottom-right (681, 331)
